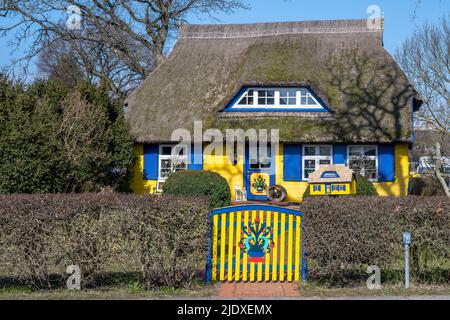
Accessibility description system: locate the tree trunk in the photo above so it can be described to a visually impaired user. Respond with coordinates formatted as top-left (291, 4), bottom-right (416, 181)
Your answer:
top-left (435, 142), bottom-right (450, 198)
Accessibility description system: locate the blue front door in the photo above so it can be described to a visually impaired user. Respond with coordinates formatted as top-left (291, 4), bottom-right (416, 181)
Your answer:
top-left (244, 144), bottom-right (276, 201)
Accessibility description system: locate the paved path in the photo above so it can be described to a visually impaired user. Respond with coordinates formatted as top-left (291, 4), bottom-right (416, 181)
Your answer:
top-left (218, 282), bottom-right (300, 298)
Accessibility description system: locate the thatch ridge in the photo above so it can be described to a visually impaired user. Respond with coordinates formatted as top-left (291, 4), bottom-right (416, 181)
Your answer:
top-left (181, 19), bottom-right (381, 39)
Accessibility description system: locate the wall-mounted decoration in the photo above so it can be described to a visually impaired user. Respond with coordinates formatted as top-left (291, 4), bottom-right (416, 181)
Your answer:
top-left (250, 173), bottom-right (269, 196)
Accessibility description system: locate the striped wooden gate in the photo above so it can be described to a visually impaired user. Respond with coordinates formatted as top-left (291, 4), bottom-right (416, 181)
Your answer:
top-left (206, 205), bottom-right (306, 283)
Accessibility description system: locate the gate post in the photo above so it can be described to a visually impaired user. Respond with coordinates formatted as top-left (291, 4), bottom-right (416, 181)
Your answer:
top-left (301, 221), bottom-right (308, 282)
top-left (205, 211), bottom-right (213, 284)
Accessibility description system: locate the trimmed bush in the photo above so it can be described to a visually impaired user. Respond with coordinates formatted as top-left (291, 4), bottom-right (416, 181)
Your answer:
top-left (128, 195), bottom-right (209, 288)
top-left (355, 174), bottom-right (378, 195)
top-left (410, 176), bottom-right (445, 196)
top-left (301, 196), bottom-right (449, 285)
top-left (163, 170), bottom-right (231, 209)
top-left (0, 193), bottom-right (209, 289)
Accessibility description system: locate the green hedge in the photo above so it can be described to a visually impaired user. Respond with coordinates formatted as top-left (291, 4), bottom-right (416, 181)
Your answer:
top-left (0, 193), bottom-right (209, 289)
top-left (410, 176), bottom-right (445, 196)
top-left (163, 171), bottom-right (231, 209)
top-left (301, 196), bottom-right (449, 286)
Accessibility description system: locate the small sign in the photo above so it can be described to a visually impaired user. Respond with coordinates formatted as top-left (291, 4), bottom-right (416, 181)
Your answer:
top-left (403, 232), bottom-right (411, 245)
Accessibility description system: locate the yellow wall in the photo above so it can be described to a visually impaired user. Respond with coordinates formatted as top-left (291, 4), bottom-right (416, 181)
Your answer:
top-left (130, 144), bottom-right (157, 194)
top-left (310, 183), bottom-right (353, 196)
top-left (373, 143), bottom-right (409, 197)
top-left (203, 145), bottom-right (244, 200)
top-left (131, 142), bottom-right (410, 199)
top-left (276, 144), bottom-right (308, 202)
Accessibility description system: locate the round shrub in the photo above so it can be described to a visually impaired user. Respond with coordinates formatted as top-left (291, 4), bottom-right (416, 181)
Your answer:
top-left (163, 171), bottom-right (231, 209)
top-left (355, 174), bottom-right (378, 195)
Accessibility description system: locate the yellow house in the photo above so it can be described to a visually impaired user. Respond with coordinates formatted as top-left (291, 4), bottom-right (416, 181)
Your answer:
top-left (125, 20), bottom-right (423, 202)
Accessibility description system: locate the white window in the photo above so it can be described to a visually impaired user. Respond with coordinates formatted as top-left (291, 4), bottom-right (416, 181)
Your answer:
top-left (348, 145), bottom-right (378, 181)
top-left (302, 145), bottom-right (333, 180)
top-left (229, 87), bottom-right (325, 110)
top-left (158, 145), bottom-right (188, 191)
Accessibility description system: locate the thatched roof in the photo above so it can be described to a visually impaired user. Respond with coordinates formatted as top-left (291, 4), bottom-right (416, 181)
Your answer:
top-left (126, 19), bottom-right (421, 143)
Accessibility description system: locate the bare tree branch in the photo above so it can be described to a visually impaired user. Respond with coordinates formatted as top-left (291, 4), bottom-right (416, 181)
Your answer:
top-left (396, 15), bottom-right (450, 137)
top-left (0, 0), bottom-right (248, 95)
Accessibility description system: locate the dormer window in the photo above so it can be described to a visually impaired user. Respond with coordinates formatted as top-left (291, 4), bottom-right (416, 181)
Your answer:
top-left (226, 87), bottom-right (329, 112)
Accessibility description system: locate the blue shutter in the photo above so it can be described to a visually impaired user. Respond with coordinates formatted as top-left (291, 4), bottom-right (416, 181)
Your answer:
top-left (188, 143), bottom-right (203, 170)
top-left (143, 144), bottom-right (159, 180)
top-left (333, 144), bottom-right (347, 165)
top-left (283, 144), bottom-right (302, 181)
top-left (378, 144), bottom-right (395, 182)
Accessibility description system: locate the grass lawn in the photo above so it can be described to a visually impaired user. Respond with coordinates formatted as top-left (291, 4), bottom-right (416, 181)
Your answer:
top-left (0, 284), bottom-right (219, 300)
top-left (1, 282), bottom-right (449, 299)
top-left (299, 282), bottom-right (450, 298)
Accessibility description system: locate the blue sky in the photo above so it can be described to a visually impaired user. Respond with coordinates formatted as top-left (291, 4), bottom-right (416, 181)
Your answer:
top-left (188, 0), bottom-right (449, 55)
top-left (1, 0), bottom-right (448, 79)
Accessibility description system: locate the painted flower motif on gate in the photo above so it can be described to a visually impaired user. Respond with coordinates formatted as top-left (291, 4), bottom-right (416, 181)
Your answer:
top-left (238, 216), bottom-right (274, 263)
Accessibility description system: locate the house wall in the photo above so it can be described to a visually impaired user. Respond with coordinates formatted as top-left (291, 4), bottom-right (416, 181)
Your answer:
top-left (203, 145), bottom-right (244, 200)
top-left (372, 143), bottom-right (409, 197)
top-left (131, 144), bottom-right (157, 194)
top-left (275, 144), bottom-right (307, 202)
top-left (131, 142), bottom-right (410, 200)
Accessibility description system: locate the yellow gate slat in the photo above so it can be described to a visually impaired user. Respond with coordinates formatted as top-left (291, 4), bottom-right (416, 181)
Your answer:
top-left (235, 211), bottom-right (242, 282)
top-left (249, 210), bottom-right (256, 282)
top-left (272, 211), bottom-right (279, 282)
top-left (242, 211), bottom-right (249, 282)
top-left (227, 212), bottom-right (234, 282)
top-left (279, 213), bottom-right (286, 282)
top-left (264, 211), bottom-right (271, 282)
top-left (220, 213), bottom-right (226, 281)
top-left (212, 214), bottom-right (219, 281)
top-left (294, 216), bottom-right (301, 282)
top-left (257, 210), bottom-right (263, 282)
top-left (287, 214), bottom-right (294, 281)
